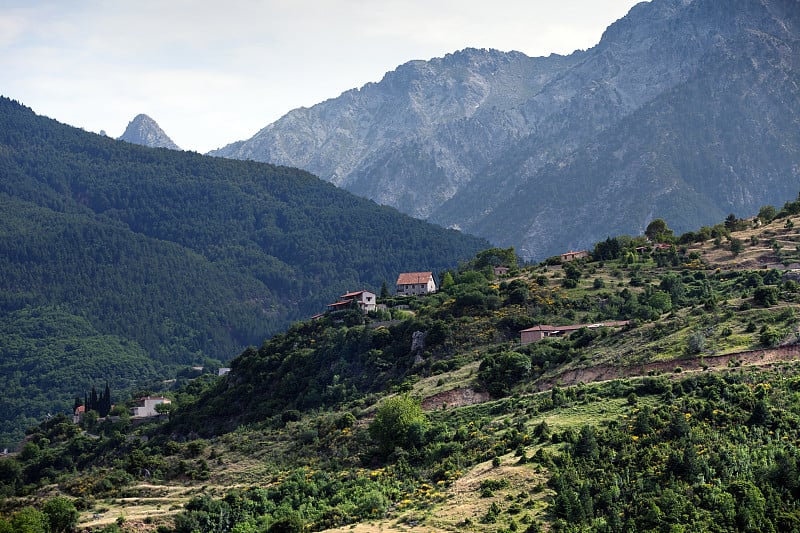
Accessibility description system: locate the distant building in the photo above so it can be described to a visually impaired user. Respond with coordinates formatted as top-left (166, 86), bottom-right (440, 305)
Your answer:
top-left (342, 290), bottom-right (377, 312)
top-left (73, 405), bottom-right (85, 424)
top-left (218, 367), bottom-right (231, 376)
top-left (520, 321), bottom-right (630, 344)
top-left (327, 290), bottom-right (377, 314)
top-left (396, 272), bottom-right (436, 296)
top-left (131, 396), bottom-right (171, 418)
top-left (493, 266), bottom-right (510, 277)
top-left (560, 250), bottom-right (589, 262)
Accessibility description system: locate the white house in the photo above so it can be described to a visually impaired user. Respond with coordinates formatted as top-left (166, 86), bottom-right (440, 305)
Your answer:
top-left (396, 272), bottom-right (436, 296)
top-left (131, 396), bottom-right (171, 418)
top-left (327, 290), bottom-right (377, 314)
top-left (342, 290), bottom-right (377, 312)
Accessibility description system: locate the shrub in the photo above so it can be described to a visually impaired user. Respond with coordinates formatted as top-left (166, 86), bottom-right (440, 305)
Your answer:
top-left (760, 327), bottom-right (783, 347)
top-left (753, 286), bottom-right (779, 307)
top-left (479, 351), bottom-right (532, 396)
top-left (369, 395), bottom-right (429, 454)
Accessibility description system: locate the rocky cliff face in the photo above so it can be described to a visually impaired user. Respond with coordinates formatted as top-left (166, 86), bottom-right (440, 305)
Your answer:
top-left (119, 114), bottom-right (180, 150)
top-left (210, 0), bottom-right (800, 260)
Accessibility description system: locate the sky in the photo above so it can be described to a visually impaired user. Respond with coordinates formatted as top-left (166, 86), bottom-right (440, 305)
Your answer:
top-left (1, 0), bottom-right (642, 153)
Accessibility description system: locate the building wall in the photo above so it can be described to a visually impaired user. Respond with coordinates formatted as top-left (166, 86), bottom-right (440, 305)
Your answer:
top-left (520, 329), bottom-right (546, 344)
top-left (397, 279), bottom-right (436, 295)
top-left (132, 398), bottom-right (170, 418)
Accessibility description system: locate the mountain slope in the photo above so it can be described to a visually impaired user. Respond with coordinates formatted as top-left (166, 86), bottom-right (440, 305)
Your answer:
top-left (210, 0), bottom-right (800, 260)
top-left (118, 113), bottom-right (180, 149)
top-left (0, 96), bottom-right (488, 447)
top-left (6, 208), bottom-right (800, 532)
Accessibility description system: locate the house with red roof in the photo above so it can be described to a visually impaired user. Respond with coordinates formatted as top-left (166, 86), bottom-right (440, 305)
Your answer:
top-left (396, 272), bottom-right (436, 296)
top-left (327, 290), bottom-right (377, 313)
top-left (73, 405), bottom-right (85, 424)
top-left (520, 321), bottom-right (630, 344)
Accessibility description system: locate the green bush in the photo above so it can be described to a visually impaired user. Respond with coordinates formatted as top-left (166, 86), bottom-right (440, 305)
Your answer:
top-left (478, 351), bottom-right (532, 396)
top-left (368, 395), bottom-right (429, 454)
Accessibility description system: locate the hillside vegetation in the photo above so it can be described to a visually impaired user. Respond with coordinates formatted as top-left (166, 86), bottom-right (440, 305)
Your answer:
top-left (3, 203), bottom-right (800, 532)
top-left (0, 96), bottom-right (488, 448)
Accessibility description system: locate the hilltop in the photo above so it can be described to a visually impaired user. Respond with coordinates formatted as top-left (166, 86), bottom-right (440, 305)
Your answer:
top-left (0, 96), bottom-right (488, 449)
top-left (3, 200), bottom-right (800, 531)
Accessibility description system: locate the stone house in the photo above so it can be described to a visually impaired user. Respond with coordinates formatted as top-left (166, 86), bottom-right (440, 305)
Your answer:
top-left (520, 321), bottom-right (630, 344)
top-left (560, 250), bottom-right (589, 262)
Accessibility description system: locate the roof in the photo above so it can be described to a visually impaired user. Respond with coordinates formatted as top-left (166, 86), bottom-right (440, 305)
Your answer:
top-left (341, 290), bottom-right (374, 298)
top-left (140, 396), bottom-right (171, 402)
top-left (520, 321), bottom-right (630, 333)
top-left (396, 272), bottom-right (433, 285)
top-left (327, 301), bottom-right (352, 308)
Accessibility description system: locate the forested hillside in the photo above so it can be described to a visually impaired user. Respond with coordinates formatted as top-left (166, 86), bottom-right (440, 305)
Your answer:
top-left (3, 207), bottom-right (799, 531)
top-left (0, 96), bottom-right (488, 448)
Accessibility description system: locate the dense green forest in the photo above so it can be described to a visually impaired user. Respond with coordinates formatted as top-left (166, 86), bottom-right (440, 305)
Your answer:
top-left (0, 96), bottom-right (488, 448)
top-left (4, 204), bottom-right (800, 531)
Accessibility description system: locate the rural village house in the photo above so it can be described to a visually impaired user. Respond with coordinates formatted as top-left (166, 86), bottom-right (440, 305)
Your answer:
top-left (520, 321), bottom-right (630, 344)
top-left (493, 266), bottom-right (510, 277)
top-left (560, 250), bottom-right (589, 262)
top-left (396, 272), bottom-right (436, 296)
top-left (132, 396), bottom-right (172, 418)
top-left (327, 290), bottom-right (377, 314)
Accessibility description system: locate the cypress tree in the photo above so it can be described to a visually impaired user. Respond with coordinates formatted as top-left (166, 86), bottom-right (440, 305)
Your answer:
top-left (90, 386), bottom-right (98, 413)
top-left (102, 382), bottom-right (112, 416)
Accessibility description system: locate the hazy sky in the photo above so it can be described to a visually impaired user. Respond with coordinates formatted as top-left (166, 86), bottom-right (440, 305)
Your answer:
top-left (1, 1), bottom-right (642, 153)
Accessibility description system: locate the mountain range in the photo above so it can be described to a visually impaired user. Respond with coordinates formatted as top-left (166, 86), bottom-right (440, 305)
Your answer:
top-left (209, 0), bottom-right (800, 260)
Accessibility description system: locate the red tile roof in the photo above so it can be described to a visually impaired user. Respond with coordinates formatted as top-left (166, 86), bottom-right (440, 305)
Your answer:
top-left (520, 321), bottom-right (630, 333)
top-left (396, 272), bottom-right (433, 285)
top-left (341, 290), bottom-right (371, 298)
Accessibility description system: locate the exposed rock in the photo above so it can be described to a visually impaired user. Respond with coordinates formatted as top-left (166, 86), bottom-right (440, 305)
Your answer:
top-left (119, 114), bottom-right (180, 150)
top-left (211, 0), bottom-right (800, 260)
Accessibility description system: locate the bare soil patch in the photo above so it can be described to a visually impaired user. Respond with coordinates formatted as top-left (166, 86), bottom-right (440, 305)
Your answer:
top-left (536, 345), bottom-right (800, 390)
top-left (421, 388), bottom-right (490, 411)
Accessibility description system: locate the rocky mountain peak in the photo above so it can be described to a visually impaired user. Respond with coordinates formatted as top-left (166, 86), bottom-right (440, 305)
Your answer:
top-left (208, 0), bottom-right (800, 261)
top-left (118, 114), bottom-right (180, 150)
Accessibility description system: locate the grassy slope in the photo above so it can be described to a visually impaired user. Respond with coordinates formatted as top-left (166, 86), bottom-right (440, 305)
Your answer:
top-left (6, 213), bottom-right (800, 532)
